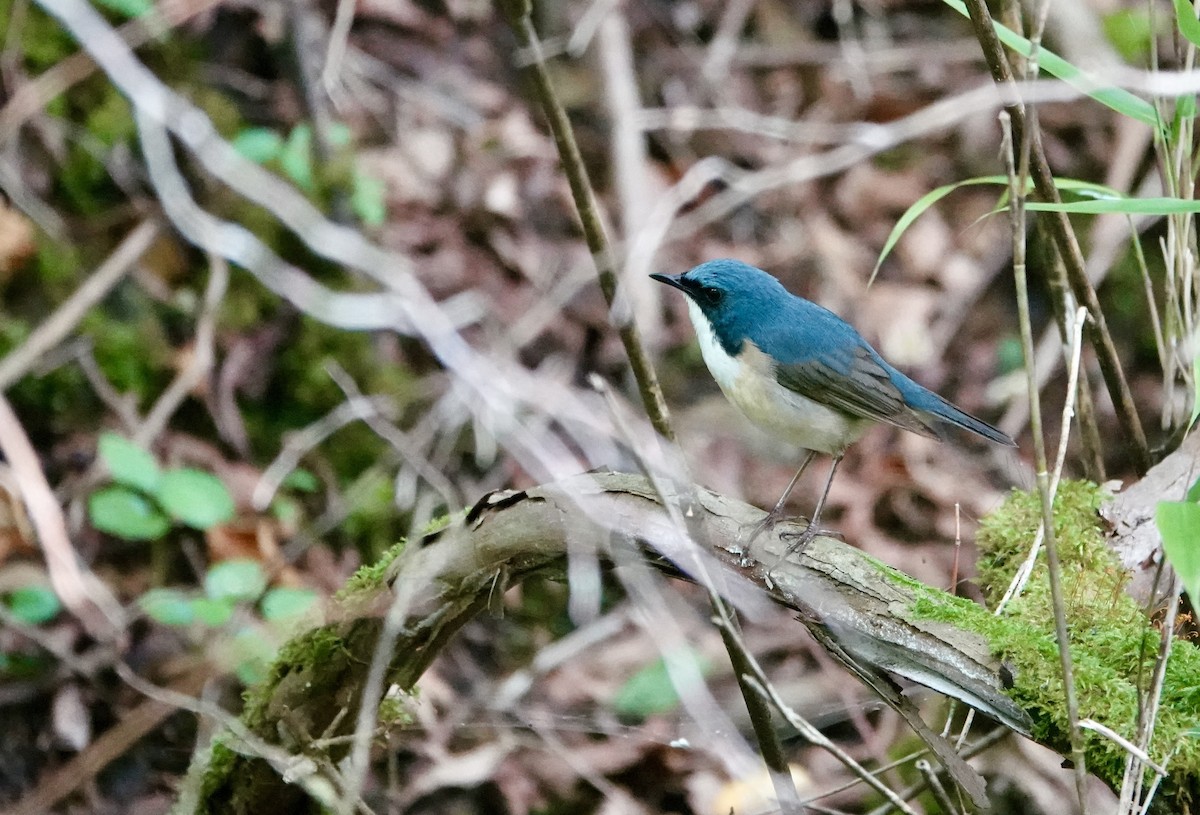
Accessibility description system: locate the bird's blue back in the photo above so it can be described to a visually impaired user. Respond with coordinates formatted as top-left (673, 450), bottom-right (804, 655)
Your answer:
top-left (677, 259), bottom-right (1013, 446)
top-left (689, 259), bottom-right (894, 380)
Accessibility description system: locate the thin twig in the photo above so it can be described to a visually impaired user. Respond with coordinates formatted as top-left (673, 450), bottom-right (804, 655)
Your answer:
top-left (501, 0), bottom-right (674, 442)
top-left (736, 665), bottom-right (919, 815)
top-left (960, 0), bottom-right (1151, 474)
top-left (252, 394), bottom-right (396, 511)
top-left (0, 393), bottom-right (125, 639)
top-left (0, 219), bottom-right (159, 390)
top-left (1080, 719), bottom-right (1166, 776)
top-left (136, 252), bottom-right (229, 446)
top-left (915, 758), bottom-right (961, 815)
top-left (1001, 110), bottom-right (1090, 806)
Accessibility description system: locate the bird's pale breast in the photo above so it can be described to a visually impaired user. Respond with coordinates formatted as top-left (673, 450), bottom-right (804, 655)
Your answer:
top-left (685, 300), bottom-right (870, 455)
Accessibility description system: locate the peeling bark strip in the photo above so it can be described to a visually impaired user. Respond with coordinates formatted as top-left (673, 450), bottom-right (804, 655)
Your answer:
top-left (188, 472), bottom-right (1028, 813)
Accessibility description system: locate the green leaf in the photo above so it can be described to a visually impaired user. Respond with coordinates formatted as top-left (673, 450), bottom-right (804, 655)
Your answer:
top-left (271, 496), bottom-right (301, 526)
top-left (232, 128), bottom-right (284, 164)
top-left (942, 0), bottom-right (1160, 127)
top-left (281, 469), bottom-right (319, 492)
top-left (89, 486), bottom-right (171, 540)
top-left (1186, 475), bottom-right (1200, 504)
top-left (6, 586), bottom-right (61, 624)
top-left (140, 588), bottom-right (195, 626)
top-left (1103, 9), bottom-right (1154, 62)
top-left (205, 560), bottom-right (267, 603)
top-left (92, 0), bottom-right (153, 18)
top-left (157, 469), bottom-right (235, 530)
top-left (1026, 197), bottom-right (1200, 215)
top-left (97, 432), bottom-right (162, 494)
top-left (1174, 0), bottom-right (1200, 48)
top-left (612, 651), bottom-right (710, 720)
top-left (352, 168), bottom-right (387, 227)
top-left (874, 176), bottom-right (1122, 278)
top-left (1158, 502), bottom-right (1200, 601)
top-left (327, 122), bottom-right (353, 148)
top-left (232, 628), bottom-right (274, 685)
top-left (261, 587), bottom-right (318, 620)
top-left (1190, 351), bottom-right (1200, 433)
top-left (190, 597), bottom-right (235, 627)
top-left (280, 125), bottom-right (315, 191)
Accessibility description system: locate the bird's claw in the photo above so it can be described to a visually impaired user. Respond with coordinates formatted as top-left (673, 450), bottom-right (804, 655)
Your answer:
top-left (765, 522), bottom-right (839, 580)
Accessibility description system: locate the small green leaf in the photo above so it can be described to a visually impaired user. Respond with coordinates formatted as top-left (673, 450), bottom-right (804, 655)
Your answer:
top-left (232, 628), bottom-right (274, 685)
top-left (282, 469), bottom-right (319, 492)
top-left (6, 586), bottom-right (61, 624)
top-left (874, 175), bottom-right (1122, 280)
top-left (942, 0), bottom-right (1160, 127)
top-left (612, 651), bottom-right (710, 720)
top-left (232, 128), bottom-right (284, 164)
top-left (1103, 9), bottom-right (1154, 62)
top-left (140, 588), bottom-right (195, 626)
top-left (98, 432), bottom-right (162, 494)
top-left (327, 122), bottom-right (353, 148)
top-left (205, 560), bottom-right (267, 603)
top-left (1027, 197), bottom-right (1200, 215)
top-left (271, 496), bottom-right (301, 526)
top-left (1174, 0), bottom-right (1200, 48)
top-left (158, 469), bottom-right (235, 530)
top-left (92, 0), bottom-right (153, 18)
top-left (261, 587), bottom-right (318, 620)
top-left (352, 168), bottom-right (387, 227)
top-left (190, 597), bottom-right (235, 627)
top-left (1190, 351), bottom-right (1200, 433)
top-left (1158, 501), bottom-right (1200, 601)
top-left (280, 125), bottom-right (315, 191)
top-left (89, 486), bottom-right (171, 541)
top-left (1185, 475), bottom-right (1200, 504)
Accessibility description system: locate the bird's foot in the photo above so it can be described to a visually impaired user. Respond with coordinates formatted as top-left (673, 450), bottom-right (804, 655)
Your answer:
top-left (765, 522), bottom-right (840, 579)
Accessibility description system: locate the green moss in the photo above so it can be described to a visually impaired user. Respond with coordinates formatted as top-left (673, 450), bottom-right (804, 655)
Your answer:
top-left (337, 540), bottom-right (408, 601)
top-left (916, 481), bottom-right (1200, 794)
top-left (241, 626), bottom-right (349, 725)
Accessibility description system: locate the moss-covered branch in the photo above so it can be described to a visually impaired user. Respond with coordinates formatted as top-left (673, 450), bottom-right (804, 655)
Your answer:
top-left (179, 471), bottom-right (1200, 813)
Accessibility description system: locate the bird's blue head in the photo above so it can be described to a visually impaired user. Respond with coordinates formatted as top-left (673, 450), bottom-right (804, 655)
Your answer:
top-left (651, 259), bottom-right (791, 355)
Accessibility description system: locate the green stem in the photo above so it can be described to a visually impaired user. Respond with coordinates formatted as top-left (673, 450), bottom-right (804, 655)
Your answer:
top-left (962, 0), bottom-right (1152, 475)
top-left (503, 4), bottom-right (674, 443)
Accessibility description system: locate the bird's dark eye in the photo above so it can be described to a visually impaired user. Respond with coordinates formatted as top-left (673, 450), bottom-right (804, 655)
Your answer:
top-left (702, 286), bottom-right (723, 304)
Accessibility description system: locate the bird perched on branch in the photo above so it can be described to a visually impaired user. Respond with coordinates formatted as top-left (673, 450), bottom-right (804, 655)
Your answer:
top-left (651, 258), bottom-right (1015, 558)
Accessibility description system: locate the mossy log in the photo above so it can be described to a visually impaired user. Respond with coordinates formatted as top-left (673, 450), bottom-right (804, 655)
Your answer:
top-left (181, 467), bottom-right (1198, 813)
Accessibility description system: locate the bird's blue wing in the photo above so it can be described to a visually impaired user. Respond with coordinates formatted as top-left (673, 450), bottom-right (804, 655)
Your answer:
top-left (755, 303), bottom-right (943, 439)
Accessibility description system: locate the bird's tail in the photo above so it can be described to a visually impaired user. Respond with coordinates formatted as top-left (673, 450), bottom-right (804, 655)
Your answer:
top-left (921, 393), bottom-right (1016, 447)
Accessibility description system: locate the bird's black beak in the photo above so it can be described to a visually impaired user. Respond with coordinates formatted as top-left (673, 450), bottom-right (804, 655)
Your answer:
top-left (650, 273), bottom-right (688, 294)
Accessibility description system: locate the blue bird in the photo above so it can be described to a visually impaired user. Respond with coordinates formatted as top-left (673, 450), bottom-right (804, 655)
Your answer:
top-left (651, 259), bottom-right (1015, 556)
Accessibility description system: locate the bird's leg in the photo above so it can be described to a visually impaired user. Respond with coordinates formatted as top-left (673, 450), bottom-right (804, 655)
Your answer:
top-left (742, 450), bottom-right (817, 549)
top-left (775, 453), bottom-right (844, 565)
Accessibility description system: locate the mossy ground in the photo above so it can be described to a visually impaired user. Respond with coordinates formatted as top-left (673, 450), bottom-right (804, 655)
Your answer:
top-left (914, 481), bottom-right (1200, 795)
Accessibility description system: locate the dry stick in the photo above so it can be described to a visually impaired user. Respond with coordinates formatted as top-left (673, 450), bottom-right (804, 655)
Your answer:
top-left (960, 0), bottom-right (1151, 475)
top-left (136, 252), bottom-right (229, 447)
top-left (0, 219), bottom-right (159, 390)
top-left (865, 729), bottom-right (1011, 815)
top-left (914, 759), bottom-right (960, 815)
top-left (590, 378), bottom-right (794, 799)
top-left (501, 2), bottom-right (672, 443)
top-left (499, 3), bottom-right (804, 812)
top-left (0, 0), bottom-right (225, 146)
top-left (737, 671), bottom-right (919, 815)
top-left (0, 393), bottom-right (125, 640)
top-left (1039, 227), bottom-right (1105, 482)
top-left (4, 664), bottom-right (211, 815)
top-left (1001, 113), bottom-right (1090, 808)
top-left (1122, 583), bottom-right (1180, 813)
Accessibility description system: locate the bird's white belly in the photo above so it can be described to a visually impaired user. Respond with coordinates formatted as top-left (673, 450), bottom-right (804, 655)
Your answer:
top-left (686, 300), bottom-right (869, 455)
